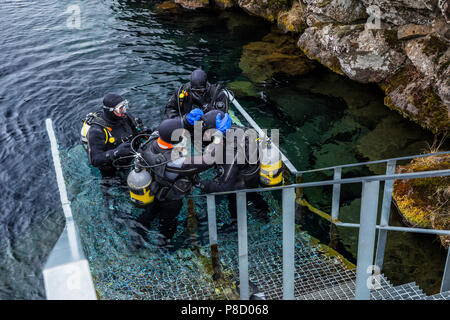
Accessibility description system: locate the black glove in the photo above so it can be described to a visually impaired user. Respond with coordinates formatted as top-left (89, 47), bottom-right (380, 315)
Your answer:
top-left (112, 142), bottom-right (132, 159)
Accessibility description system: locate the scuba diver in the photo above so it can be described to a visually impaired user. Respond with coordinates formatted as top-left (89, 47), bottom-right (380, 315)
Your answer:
top-left (81, 93), bottom-right (147, 178)
top-left (194, 110), bottom-right (270, 225)
top-left (164, 69), bottom-right (228, 119)
top-left (132, 117), bottom-right (215, 250)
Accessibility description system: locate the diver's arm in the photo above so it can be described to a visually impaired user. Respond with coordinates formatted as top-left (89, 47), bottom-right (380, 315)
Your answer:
top-left (166, 155), bottom-right (213, 176)
top-left (164, 92), bottom-right (181, 119)
top-left (201, 163), bottom-right (239, 193)
top-left (87, 126), bottom-right (129, 167)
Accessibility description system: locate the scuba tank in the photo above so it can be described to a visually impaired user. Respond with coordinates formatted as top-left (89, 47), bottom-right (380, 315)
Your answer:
top-left (259, 139), bottom-right (283, 187)
top-left (127, 161), bottom-right (154, 207)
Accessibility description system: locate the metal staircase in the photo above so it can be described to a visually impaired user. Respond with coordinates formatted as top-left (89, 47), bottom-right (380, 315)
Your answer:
top-left (42, 93), bottom-right (450, 300)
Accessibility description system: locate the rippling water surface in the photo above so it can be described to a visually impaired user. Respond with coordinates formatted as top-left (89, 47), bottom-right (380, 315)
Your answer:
top-left (0, 0), bottom-right (446, 299)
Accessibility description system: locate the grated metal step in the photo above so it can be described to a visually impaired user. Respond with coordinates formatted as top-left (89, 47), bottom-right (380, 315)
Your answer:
top-left (426, 291), bottom-right (450, 300)
top-left (297, 273), bottom-right (392, 300)
top-left (371, 282), bottom-right (427, 300)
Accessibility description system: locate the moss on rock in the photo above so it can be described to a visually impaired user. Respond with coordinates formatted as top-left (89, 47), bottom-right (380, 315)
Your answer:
top-left (393, 154), bottom-right (450, 248)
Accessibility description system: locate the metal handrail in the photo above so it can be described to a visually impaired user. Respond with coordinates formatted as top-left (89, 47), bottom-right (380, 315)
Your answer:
top-left (192, 168), bottom-right (450, 197)
top-left (296, 151), bottom-right (450, 175)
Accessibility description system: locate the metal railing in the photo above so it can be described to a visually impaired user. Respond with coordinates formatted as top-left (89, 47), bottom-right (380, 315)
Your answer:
top-left (215, 92), bottom-right (450, 300)
top-left (194, 167), bottom-right (450, 300)
top-left (43, 119), bottom-right (96, 300)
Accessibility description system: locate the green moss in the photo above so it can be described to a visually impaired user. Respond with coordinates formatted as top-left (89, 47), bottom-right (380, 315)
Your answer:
top-left (267, 0), bottom-right (292, 10)
top-left (423, 35), bottom-right (448, 58)
top-left (383, 29), bottom-right (403, 51)
top-left (414, 88), bottom-right (449, 134)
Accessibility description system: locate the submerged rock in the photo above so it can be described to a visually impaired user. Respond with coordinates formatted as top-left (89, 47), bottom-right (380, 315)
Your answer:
top-left (298, 24), bottom-right (406, 83)
top-left (240, 31), bottom-right (316, 82)
top-left (356, 116), bottom-right (428, 173)
top-left (227, 80), bottom-right (260, 97)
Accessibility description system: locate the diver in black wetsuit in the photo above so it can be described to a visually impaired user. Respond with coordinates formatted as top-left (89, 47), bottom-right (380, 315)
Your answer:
top-left (195, 110), bottom-right (269, 224)
top-left (134, 118), bottom-right (214, 249)
top-left (83, 93), bottom-right (145, 178)
top-left (164, 69), bottom-right (228, 119)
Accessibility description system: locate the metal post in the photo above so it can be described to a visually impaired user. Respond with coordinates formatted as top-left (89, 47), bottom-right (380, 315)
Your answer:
top-left (236, 192), bottom-right (249, 300)
top-left (375, 160), bottom-right (396, 271)
top-left (441, 248), bottom-right (450, 292)
top-left (355, 181), bottom-right (380, 300)
top-left (331, 167), bottom-right (342, 222)
top-left (206, 195), bottom-right (222, 280)
top-left (282, 187), bottom-right (296, 300)
top-left (329, 168), bottom-right (342, 250)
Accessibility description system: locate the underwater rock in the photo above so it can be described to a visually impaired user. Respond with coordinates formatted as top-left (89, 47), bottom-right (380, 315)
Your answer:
top-left (227, 81), bottom-right (260, 97)
top-left (239, 31), bottom-right (316, 83)
top-left (356, 116), bottom-right (428, 174)
top-left (277, 1), bottom-right (307, 33)
top-left (298, 24), bottom-right (406, 83)
top-left (174, 0), bottom-right (210, 10)
top-left (393, 154), bottom-right (450, 249)
top-left (303, 0), bottom-right (368, 24)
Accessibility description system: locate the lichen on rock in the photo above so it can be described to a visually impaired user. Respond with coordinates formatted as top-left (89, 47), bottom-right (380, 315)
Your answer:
top-left (381, 62), bottom-right (449, 134)
top-left (238, 0), bottom-right (292, 22)
top-left (303, 0), bottom-right (368, 24)
top-left (277, 0), bottom-right (307, 33)
top-left (393, 154), bottom-right (450, 249)
top-left (174, 0), bottom-right (210, 10)
top-left (298, 23), bottom-right (406, 83)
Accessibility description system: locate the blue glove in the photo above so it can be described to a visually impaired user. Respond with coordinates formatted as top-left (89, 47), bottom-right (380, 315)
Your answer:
top-left (216, 113), bottom-right (231, 134)
top-left (186, 108), bottom-right (204, 125)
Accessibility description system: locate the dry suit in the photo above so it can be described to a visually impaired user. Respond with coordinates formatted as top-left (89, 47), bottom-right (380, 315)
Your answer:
top-left (199, 125), bottom-right (269, 222)
top-left (135, 119), bottom-right (214, 245)
top-left (164, 69), bottom-right (227, 119)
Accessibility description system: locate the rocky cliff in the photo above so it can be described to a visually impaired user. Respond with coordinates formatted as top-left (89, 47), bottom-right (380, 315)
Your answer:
top-left (159, 0), bottom-right (450, 134)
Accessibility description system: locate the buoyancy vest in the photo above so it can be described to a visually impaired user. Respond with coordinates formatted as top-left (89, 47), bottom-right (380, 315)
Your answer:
top-left (139, 133), bottom-right (193, 201)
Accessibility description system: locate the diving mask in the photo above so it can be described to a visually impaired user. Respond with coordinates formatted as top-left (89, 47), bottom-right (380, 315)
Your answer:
top-left (113, 99), bottom-right (129, 117)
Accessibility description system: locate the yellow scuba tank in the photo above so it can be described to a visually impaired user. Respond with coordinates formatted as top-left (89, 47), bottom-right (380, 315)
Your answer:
top-left (127, 167), bottom-right (154, 207)
top-left (259, 139), bottom-right (283, 187)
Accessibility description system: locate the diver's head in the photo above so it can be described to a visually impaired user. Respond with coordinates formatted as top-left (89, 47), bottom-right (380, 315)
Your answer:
top-left (103, 93), bottom-right (128, 120)
top-left (201, 110), bottom-right (231, 142)
top-left (201, 110), bottom-right (225, 131)
top-left (157, 118), bottom-right (186, 150)
top-left (190, 69), bottom-right (209, 102)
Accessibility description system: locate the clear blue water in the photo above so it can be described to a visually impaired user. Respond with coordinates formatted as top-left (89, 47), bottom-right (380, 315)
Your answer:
top-left (0, 0), bottom-right (446, 299)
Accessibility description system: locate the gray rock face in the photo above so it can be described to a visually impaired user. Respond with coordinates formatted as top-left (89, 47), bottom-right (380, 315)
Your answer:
top-left (303, 0), bottom-right (368, 24)
top-left (238, 0), bottom-right (290, 22)
top-left (405, 34), bottom-right (450, 106)
top-left (361, 0), bottom-right (439, 25)
top-left (173, 0), bottom-right (209, 9)
top-left (298, 24), bottom-right (406, 83)
top-left (439, 0), bottom-right (450, 23)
